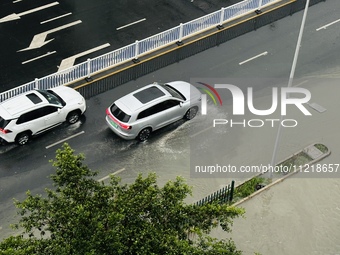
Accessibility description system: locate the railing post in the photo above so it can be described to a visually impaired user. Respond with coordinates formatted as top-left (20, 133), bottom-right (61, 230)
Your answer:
top-left (229, 180), bottom-right (235, 203)
top-left (256, 0), bottom-right (263, 14)
top-left (87, 58), bottom-right (91, 78)
top-left (133, 40), bottom-right (140, 63)
top-left (85, 58), bottom-right (92, 82)
top-left (217, 7), bottom-right (225, 29)
top-left (34, 78), bottom-right (39, 90)
top-left (176, 23), bottom-right (184, 46)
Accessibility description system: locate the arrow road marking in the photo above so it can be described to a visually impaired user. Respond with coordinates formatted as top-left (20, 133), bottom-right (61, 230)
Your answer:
top-left (58, 43), bottom-right (111, 71)
top-left (18, 20), bottom-right (82, 52)
top-left (0, 2), bottom-right (59, 23)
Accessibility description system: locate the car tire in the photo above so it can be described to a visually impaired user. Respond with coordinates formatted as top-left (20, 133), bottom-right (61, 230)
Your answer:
top-left (137, 128), bottom-right (152, 142)
top-left (184, 107), bottom-right (198, 120)
top-left (15, 132), bottom-right (31, 145)
top-left (66, 110), bottom-right (81, 124)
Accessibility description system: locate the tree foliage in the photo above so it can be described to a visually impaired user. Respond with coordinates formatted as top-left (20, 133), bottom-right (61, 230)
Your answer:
top-left (0, 143), bottom-right (244, 255)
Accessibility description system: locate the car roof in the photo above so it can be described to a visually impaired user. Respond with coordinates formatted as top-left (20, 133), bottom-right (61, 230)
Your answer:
top-left (115, 84), bottom-right (171, 114)
top-left (0, 90), bottom-right (49, 119)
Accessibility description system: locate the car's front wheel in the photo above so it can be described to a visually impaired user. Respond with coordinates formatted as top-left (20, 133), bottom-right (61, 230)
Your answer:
top-left (66, 110), bottom-right (81, 124)
top-left (184, 107), bottom-right (198, 120)
top-left (15, 132), bottom-right (31, 145)
top-left (137, 128), bottom-right (152, 142)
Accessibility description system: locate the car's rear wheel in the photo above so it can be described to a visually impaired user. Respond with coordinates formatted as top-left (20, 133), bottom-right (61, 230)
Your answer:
top-left (15, 132), bottom-right (31, 145)
top-left (184, 107), bottom-right (198, 120)
top-left (137, 128), bottom-right (152, 142)
top-left (67, 110), bottom-right (81, 124)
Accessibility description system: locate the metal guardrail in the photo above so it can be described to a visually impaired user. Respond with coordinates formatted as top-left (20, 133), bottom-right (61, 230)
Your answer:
top-left (194, 180), bottom-right (235, 206)
top-left (0, 0), bottom-right (278, 102)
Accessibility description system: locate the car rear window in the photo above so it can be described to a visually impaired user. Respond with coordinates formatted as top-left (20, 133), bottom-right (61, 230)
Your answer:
top-left (133, 86), bottom-right (165, 104)
top-left (0, 116), bottom-right (10, 129)
top-left (110, 104), bottom-right (130, 122)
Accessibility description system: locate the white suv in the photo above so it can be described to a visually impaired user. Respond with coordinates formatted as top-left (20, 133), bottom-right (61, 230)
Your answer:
top-left (106, 81), bottom-right (202, 141)
top-left (0, 86), bottom-right (86, 145)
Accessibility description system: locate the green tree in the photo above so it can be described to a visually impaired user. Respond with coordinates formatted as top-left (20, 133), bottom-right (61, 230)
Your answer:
top-left (0, 143), bottom-right (244, 255)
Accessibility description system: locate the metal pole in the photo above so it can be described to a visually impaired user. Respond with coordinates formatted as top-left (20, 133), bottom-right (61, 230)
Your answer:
top-left (269, 0), bottom-right (311, 178)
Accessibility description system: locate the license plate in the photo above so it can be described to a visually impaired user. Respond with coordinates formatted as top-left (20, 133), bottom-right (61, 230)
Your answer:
top-left (109, 118), bottom-right (118, 128)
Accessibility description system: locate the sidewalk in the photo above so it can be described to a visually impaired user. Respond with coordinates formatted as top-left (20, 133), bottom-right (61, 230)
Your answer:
top-left (209, 75), bottom-right (340, 255)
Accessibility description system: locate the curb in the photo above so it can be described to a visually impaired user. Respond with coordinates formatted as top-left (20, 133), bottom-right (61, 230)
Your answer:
top-left (231, 143), bottom-right (331, 207)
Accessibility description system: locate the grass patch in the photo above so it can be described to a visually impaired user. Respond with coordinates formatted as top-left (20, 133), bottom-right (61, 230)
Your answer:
top-left (233, 176), bottom-right (268, 202)
top-left (314, 143), bottom-right (328, 153)
top-left (231, 144), bottom-right (329, 204)
top-left (278, 151), bottom-right (313, 173)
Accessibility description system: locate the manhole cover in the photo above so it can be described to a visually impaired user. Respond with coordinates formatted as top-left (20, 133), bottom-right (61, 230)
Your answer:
top-left (195, 1), bottom-right (211, 10)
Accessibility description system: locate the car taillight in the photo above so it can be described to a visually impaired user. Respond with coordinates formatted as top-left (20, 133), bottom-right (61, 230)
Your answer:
top-left (120, 123), bottom-right (131, 130)
top-left (0, 128), bottom-right (12, 134)
top-left (106, 108), bottom-right (111, 116)
top-left (106, 108), bottom-right (131, 130)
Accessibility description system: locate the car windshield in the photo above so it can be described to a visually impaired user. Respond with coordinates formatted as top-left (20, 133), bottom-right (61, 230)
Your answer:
top-left (161, 84), bottom-right (186, 101)
top-left (38, 90), bottom-right (65, 106)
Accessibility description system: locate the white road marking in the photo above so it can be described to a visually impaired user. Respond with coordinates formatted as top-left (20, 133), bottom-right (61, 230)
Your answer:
top-left (97, 168), bottom-right (126, 182)
top-left (58, 43), bottom-right (111, 71)
top-left (294, 80), bottom-right (308, 87)
top-left (116, 18), bottom-right (146, 30)
top-left (0, 2), bottom-right (59, 23)
top-left (22, 51), bottom-right (56, 64)
top-left (190, 126), bottom-right (213, 138)
top-left (13, 0), bottom-right (22, 3)
top-left (40, 12), bottom-right (72, 24)
top-left (45, 131), bottom-right (85, 149)
top-left (239, 51), bottom-right (268, 65)
top-left (316, 18), bottom-right (340, 31)
top-left (18, 20), bottom-right (82, 51)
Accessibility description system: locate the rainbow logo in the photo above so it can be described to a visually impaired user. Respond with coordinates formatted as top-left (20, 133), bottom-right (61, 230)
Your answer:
top-left (196, 82), bottom-right (223, 106)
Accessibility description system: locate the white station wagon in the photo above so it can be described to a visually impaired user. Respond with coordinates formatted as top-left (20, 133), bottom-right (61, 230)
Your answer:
top-left (106, 81), bottom-right (202, 141)
top-left (0, 86), bottom-right (86, 145)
